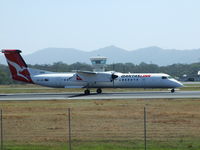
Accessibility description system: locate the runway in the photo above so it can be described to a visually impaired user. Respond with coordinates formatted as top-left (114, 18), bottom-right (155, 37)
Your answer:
top-left (0, 91), bottom-right (200, 101)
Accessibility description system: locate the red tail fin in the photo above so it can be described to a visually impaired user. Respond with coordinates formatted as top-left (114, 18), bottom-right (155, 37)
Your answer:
top-left (2, 49), bottom-right (33, 83)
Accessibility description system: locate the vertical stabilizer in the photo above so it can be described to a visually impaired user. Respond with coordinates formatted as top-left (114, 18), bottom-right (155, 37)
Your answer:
top-left (2, 49), bottom-right (33, 83)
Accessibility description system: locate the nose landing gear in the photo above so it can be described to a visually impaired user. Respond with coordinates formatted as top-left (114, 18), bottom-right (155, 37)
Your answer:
top-left (84, 88), bottom-right (102, 95)
top-left (171, 88), bottom-right (175, 93)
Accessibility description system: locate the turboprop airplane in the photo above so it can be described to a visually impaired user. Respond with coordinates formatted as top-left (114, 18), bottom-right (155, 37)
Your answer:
top-left (2, 49), bottom-right (183, 94)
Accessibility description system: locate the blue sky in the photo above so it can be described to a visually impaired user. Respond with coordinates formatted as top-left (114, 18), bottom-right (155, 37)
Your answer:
top-left (1, 0), bottom-right (200, 54)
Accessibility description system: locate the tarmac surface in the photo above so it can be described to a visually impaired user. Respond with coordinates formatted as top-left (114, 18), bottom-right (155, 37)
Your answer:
top-left (0, 91), bottom-right (200, 100)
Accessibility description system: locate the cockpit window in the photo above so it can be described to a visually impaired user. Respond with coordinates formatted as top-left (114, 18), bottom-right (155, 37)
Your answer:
top-left (162, 76), bottom-right (167, 79)
top-left (168, 76), bottom-right (173, 79)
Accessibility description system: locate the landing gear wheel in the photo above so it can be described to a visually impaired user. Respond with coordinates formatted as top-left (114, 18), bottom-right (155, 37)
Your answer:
top-left (171, 88), bottom-right (175, 93)
top-left (96, 88), bottom-right (102, 94)
top-left (84, 89), bottom-right (90, 95)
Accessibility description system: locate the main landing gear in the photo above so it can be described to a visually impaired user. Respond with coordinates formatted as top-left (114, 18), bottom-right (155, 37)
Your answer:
top-left (84, 89), bottom-right (90, 95)
top-left (96, 88), bottom-right (102, 94)
top-left (84, 88), bottom-right (102, 95)
top-left (171, 88), bottom-right (175, 93)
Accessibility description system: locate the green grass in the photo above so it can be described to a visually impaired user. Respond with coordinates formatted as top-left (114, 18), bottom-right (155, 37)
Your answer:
top-left (5, 144), bottom-right (67, 150)
top-left (181, 86), bottom-right (200, 91)
top-left (4, 140), bottom-right (200, 150)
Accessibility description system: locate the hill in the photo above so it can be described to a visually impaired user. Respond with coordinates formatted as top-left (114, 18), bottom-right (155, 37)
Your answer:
top-left (1, 46), bottom-right (200, 66)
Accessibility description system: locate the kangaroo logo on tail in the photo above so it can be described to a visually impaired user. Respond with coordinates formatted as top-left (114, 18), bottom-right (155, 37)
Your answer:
top-left (2, 49), bottom-right (33, 83)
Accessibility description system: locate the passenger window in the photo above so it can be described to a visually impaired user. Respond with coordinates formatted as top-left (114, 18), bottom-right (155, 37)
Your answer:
top-left (162, 76), bottom-right (167, 79)
top-left (44, 79), bottom-right (49, 81)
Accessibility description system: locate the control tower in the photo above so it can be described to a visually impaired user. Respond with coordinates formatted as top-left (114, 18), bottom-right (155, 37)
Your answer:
top-left (90, 56), bottom-right (107, 72)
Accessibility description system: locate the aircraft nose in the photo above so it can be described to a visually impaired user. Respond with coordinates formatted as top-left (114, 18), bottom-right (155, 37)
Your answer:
top-left (174, 80), bottom-right (184, 88)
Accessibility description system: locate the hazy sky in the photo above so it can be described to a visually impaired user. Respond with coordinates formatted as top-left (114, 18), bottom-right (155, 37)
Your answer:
top-left (1, 0), bottom-right (200, 54)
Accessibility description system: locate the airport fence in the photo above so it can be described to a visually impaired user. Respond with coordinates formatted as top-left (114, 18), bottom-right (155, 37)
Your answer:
top-left (0, 104), bottom-right (200, 150)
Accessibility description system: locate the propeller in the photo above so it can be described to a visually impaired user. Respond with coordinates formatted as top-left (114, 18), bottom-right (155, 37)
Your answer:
top-left (111, 73), bottom-right (118, 87)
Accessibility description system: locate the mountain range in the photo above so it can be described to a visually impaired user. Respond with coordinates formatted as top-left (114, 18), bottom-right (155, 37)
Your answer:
top-left (1, 46), bottom-right (200, 66)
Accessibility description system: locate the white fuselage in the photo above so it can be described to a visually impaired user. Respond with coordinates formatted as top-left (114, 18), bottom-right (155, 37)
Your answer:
top-left (31, 72), bottom-right (183, 89)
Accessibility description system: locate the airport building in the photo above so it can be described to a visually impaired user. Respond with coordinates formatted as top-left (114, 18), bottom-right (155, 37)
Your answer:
top-left (90, 56), bottom-right (107, 72)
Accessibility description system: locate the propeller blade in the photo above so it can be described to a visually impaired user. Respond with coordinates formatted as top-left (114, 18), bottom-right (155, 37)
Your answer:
top-left (111, 73), bottom-right (118, 87)
top-left (111, 74), bottom-right (118, 80)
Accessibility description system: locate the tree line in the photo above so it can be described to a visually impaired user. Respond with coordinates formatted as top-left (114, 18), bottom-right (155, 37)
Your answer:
top-left (0, 61), bottom-right (200, 84)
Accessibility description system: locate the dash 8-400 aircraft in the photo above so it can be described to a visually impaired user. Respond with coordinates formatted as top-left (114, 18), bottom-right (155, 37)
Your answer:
top-left (2, 49), bottom-right (183, 94)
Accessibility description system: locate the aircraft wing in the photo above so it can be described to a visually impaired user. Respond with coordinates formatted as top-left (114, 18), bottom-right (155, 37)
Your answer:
top-left (76, 70), bottom-right (97, 76)
top-left (76, 70), bottom-right (113, 82)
